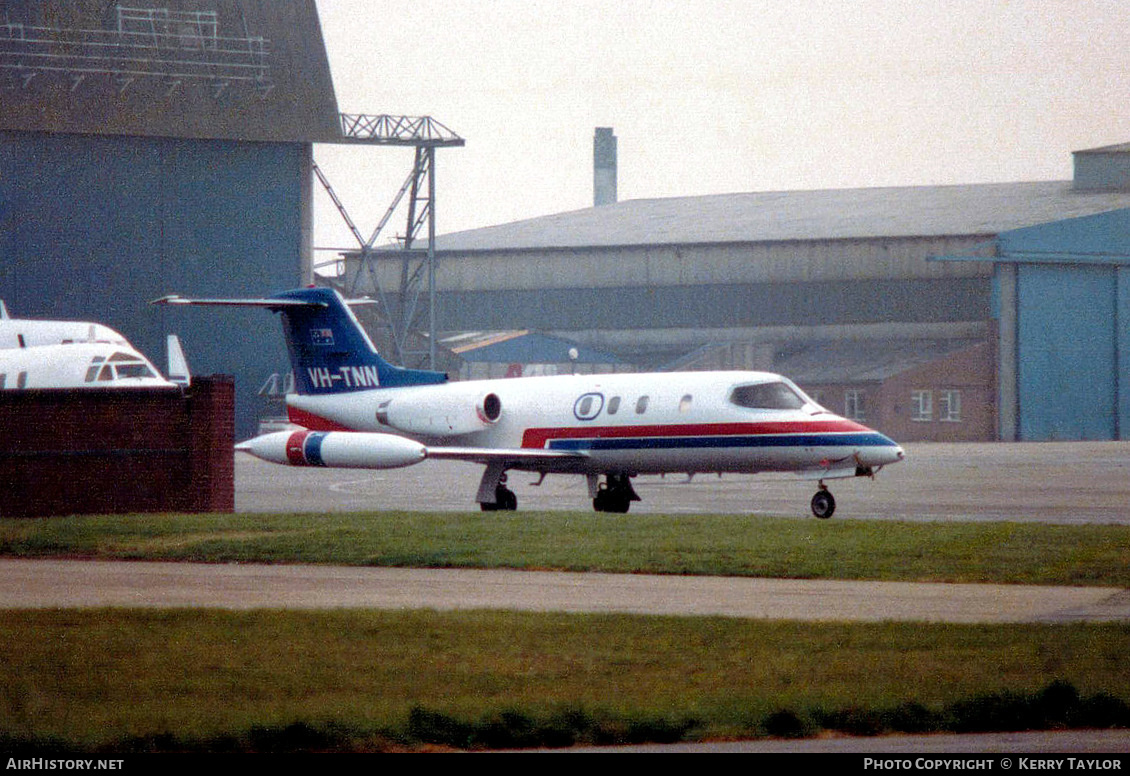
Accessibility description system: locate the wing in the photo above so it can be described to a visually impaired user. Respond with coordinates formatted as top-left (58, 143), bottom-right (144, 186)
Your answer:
top-left (425, 446), bottom-right (590, 473)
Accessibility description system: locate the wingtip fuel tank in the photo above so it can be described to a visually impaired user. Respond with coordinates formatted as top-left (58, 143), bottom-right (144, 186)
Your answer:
top-left (236, 430), bottom-right (427, 469)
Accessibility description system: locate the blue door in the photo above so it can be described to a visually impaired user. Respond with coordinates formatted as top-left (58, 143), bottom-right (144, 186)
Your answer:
top-left (1017, 264), bottom-right (1117, 440)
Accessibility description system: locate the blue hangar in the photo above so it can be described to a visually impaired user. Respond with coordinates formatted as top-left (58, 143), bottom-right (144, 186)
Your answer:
top-left (1, 1), bottom-right (348, 438)
top-left (936, 144), bottom-right (1130, 441)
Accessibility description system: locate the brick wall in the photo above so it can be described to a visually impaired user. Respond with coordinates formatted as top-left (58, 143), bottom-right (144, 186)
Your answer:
top-left (0, 376), bottom-right (234, 517)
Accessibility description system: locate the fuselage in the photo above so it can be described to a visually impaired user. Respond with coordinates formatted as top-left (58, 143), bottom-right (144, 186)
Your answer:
top-left (284, 370), bottom-right (904, 476)
top-left (0, 318), bottom-right (128, 350)
top-left (0, 342), bottom-right (173, 390)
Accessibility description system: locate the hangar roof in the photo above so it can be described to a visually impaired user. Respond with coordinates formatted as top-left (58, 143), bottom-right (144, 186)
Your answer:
top-left (433, 181), bottom-right (1130, 252)
top-left (445, 330), bottom-right (623, 365)
top-left (0, 0), bottom-right (341, 143)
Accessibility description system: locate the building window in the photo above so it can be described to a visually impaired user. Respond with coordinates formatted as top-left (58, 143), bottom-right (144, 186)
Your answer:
top-left (911, 390), bottom-right (933, 422)
top-left (939, 390), bottom-right (962, 422)
top-left (844, 390), bottom-right (865, 421)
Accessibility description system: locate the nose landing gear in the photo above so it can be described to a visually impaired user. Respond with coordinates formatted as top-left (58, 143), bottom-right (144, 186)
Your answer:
top-left (811, 484), bottom-right (836, 519)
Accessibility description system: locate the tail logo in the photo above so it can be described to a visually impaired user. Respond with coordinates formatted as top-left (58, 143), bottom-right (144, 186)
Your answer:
top-left (310, 328), bottom-right (335, 347)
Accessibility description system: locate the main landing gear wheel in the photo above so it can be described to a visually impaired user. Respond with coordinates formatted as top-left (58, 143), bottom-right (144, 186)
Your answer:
top-left (481, 474), bottom-right (518, 511)
top-left (593, 473), bottom-right (640, 514)
top-left (811, 487), bottom-right (836, 519)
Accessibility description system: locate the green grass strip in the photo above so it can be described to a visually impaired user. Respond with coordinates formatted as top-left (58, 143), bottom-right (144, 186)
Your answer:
top-left (2, 511), bottom-right (1128, 585)
top-left (0, 610), bottom-right (1127, 751)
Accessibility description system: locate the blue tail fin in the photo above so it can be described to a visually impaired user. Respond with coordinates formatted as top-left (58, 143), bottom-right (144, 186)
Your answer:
top-left (270, 288), bottom-right (447, 394)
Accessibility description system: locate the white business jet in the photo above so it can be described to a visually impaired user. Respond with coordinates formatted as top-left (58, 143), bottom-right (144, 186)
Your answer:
top-left (155, 287), bottom-right (904, 517)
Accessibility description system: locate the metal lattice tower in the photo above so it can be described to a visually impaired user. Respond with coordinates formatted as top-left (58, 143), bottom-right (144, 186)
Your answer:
top-left (315, 114), bottom-right (464, 370)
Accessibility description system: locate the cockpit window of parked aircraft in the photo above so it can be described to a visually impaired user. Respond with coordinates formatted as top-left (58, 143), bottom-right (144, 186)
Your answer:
top-left (115, 362), bottom-right (156, 379)
top-left (730, 381), bottom-right (807, 410)
top-left (84, 356), bottom-right (106, 382)
top-left (86, 353), bottom-right (157, 382)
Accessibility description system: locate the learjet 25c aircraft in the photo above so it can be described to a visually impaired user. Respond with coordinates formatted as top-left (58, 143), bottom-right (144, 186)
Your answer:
top-left (154, 287), bottom-right (905, 517)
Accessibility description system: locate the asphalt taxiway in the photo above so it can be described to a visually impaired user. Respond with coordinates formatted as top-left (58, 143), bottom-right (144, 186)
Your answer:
top-left (234, 440), bottom-right (1130, 524)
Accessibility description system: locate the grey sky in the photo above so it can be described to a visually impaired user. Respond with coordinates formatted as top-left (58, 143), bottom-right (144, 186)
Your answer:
top-left (311, 0), bottom-right (1130, 254)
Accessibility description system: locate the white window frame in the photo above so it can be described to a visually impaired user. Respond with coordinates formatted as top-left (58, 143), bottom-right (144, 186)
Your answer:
top-left (844, 390), bottom-right (865, 421)
top-left (911, 390), bottom-right (933, 422)
top-left (939, 389), bottom-right (963, 423)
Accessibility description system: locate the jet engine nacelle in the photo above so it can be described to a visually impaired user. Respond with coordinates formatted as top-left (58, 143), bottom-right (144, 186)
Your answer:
top-left (236, 430), bottom-right (427, 469)
top-left (376, 387), bottom-right (502, 437)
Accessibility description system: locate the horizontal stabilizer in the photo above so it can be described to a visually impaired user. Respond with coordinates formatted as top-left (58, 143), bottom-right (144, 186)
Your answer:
top-left (151, 295), bottom-right (327, 309)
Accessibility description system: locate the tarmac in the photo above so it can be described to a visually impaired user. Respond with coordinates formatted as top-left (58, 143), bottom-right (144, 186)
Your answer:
top-left (234, 440), bottom-right (1130, 524)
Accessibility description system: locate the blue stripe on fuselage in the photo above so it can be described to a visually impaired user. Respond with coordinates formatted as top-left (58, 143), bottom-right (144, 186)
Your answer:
top-left (546, 432), bottom-right (896, 452)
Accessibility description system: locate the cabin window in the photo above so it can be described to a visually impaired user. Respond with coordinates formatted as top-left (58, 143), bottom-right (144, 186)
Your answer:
top-left (679, 394), bottom-right (693, 413)
top-left (0, 374), bottom-right (5, 389)
top-left (17, 371), bottom-right (27, 389)
top-left (573, 392), bottom-right (604, 421)
top-left (98, 365), bottom-right (114, 381)
top-left (635, 395), bottom-right (649, 414)
top-left (729, 382), bottom-right (806, 410)
top-left (607, 396), bottom-right (621, 415)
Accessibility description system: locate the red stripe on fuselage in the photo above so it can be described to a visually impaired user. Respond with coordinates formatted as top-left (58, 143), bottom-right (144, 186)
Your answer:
top-left (520, 419), bottom-right (870, 449)
top-left (287, 406), bottom-right (353, 432)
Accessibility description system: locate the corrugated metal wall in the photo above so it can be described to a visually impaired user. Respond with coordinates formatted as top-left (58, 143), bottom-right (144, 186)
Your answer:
top-left (0, 131), bottom-right (307, 438)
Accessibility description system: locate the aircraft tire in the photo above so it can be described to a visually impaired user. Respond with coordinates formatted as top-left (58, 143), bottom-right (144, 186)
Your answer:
top-left (481, 486), bottom-right (518, 511)
top-left (593, 490), bottom-right (631, 514)
top-left (811, 489), bottom-right (836, 519)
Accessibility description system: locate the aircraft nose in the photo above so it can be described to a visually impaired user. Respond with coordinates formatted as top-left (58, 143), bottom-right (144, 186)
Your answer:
top-left (880, 441), bottom-right (907, 467)
top-left (859, 435), bottom-right (905, 468)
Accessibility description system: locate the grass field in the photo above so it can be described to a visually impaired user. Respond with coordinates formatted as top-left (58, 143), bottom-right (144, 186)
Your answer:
top-left (1, 510), bottom-right (1128, 585)
top-left (1, 610), bottom-right (1128, 752)
top-left (1, 510), bottom-right (1128, 751)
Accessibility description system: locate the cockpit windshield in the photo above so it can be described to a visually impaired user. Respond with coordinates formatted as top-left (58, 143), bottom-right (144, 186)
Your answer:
top-left (729, 381), bottom-right (808, 410)
top-left (115, 363), bottom-right (156, 379)
top-left (84, 352), bottom-right (157, 382)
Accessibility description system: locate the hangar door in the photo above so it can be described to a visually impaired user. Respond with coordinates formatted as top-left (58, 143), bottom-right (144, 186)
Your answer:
top-left (1016, 264), bottom-right (1118, 440)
